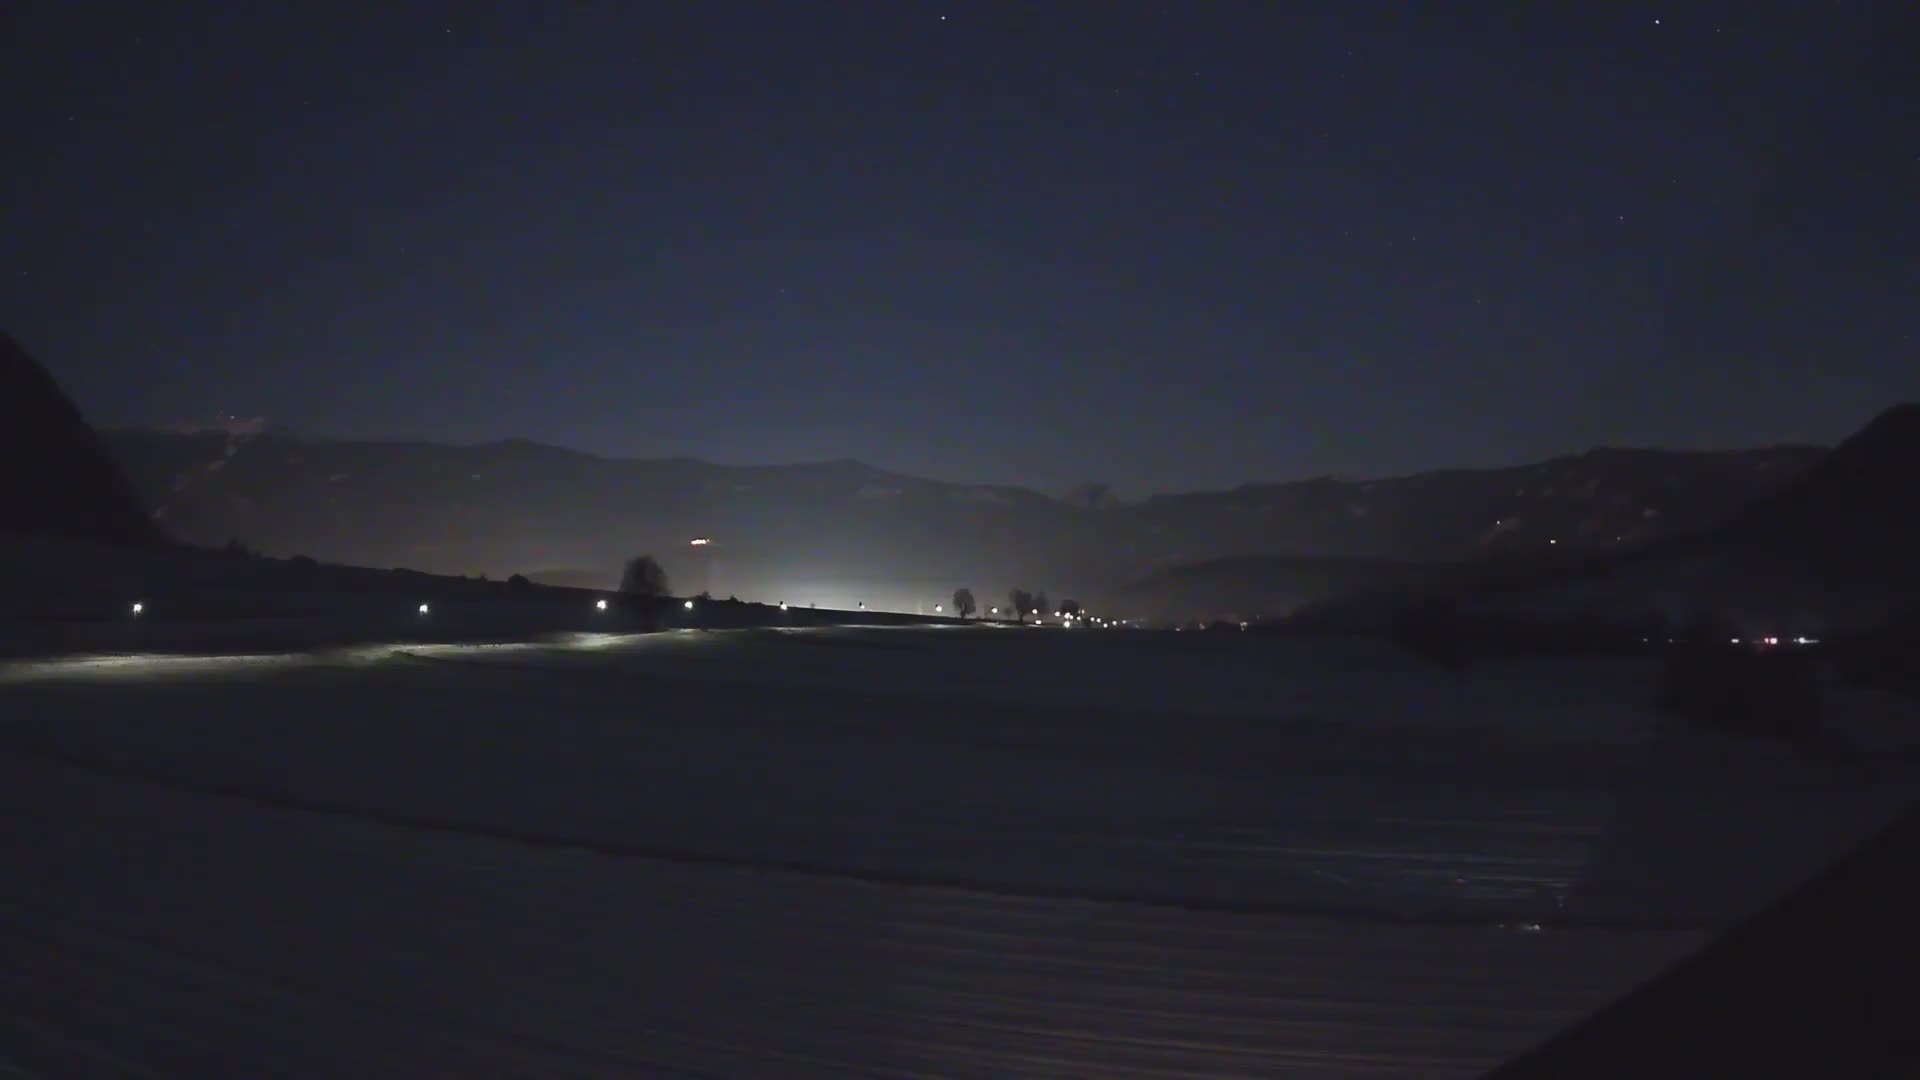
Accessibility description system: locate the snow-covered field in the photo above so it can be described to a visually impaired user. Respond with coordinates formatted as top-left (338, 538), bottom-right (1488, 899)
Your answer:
top-left (1, 626), bottom-right (1913, 1076)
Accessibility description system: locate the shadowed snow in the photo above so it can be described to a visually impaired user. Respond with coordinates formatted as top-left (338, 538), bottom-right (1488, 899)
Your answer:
top-left (2, 627), bottom-right (1912, 1076)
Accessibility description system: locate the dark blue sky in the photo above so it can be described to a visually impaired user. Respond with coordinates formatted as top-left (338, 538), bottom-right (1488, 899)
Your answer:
top-left (6, 1), bottom-right (1916, 495)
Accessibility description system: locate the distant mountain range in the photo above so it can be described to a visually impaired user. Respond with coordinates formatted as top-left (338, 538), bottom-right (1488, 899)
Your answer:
top-left (19, 326), bottom-right (1900, 630)
top-left (97, 424), bottom-right (1825, 614)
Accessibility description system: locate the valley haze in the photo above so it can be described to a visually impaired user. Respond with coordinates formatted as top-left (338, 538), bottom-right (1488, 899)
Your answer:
top-left (104, 422), bottom-right (1827, 622)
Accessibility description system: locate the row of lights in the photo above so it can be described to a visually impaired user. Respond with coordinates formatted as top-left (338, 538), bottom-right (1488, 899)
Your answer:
top-left (1061, 612), bottom-right (1126, 627)
top-left (125, 595), bottom-right (1033, 623)
top-left (141, 598), bottom-right (1790, 640)
top-left (1637, 634), bottom-right (1824, 647)
top-left (131, 598), bottom-right (690, 617)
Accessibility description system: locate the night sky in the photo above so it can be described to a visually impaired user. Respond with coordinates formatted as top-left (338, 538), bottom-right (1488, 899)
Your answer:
top-left (6, 2), bottom-right (1916, 495)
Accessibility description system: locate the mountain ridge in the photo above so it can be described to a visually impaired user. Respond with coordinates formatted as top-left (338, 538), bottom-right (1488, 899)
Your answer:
top-left (106, 423), bottom-right (1828, 509)
top-left (97, 423), bottom-right (1829, 610)
top-left (1281, 403), bottom-right (1920, 632)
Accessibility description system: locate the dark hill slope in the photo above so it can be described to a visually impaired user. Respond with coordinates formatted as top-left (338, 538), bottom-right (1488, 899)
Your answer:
top-left (0, 332), bottom-right (165, 547)
top-left (1299, 404), bottom-right (1920, 631)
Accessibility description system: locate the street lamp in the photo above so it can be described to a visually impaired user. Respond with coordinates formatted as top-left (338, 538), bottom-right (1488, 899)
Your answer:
top-left (934, 604), bottom-right (943, 613)
top-left (130, 601), bottom-right (144, 616)
top-left (685, 599), bottom-right (696, 610)
top-left (417, 603), bottom-right (430, 615)
top-left (595, 598), bottom-right (608, 611)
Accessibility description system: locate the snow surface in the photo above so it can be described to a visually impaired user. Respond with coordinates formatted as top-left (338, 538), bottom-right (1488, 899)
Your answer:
top-left (1, 627), bottom-right (1913, 1076)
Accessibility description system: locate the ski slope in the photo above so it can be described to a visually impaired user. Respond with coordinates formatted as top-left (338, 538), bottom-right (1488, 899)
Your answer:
top-left (2, 627), bottom-right (1912, 1076)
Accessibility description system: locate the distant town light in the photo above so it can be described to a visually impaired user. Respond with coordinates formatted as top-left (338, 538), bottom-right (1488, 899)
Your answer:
top-left (595, 598), bottom-right (608, 611)
top-left (684, 599), bottom-right (695, 610)
top-left (418, 603), bottom-right (430, 615)
top-left (1730, 637), bottom-right (1741, 645)
top-left (130, 601), bottom-right (144, 616)
top-left (1549, 539), bottom-right (1558, 545)
top-left (689, 537), bottom-right (710, 546)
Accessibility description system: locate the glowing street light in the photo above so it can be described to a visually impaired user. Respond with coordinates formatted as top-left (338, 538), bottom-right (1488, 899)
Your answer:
top-left (595, 598), bottom-right (608, 611)
top-left (684, 599), bottom-right (696, 610)
top-left (779, 602), bottom-right (788, 611)
top-left (934, 604), bottom-right (943, 613)
top-left (417, 603), bottom-right (431, 615)
top-left (130, 601), bottom-right (144, 616)
top-left (689, 537), bottom-right (710, 547)
top-left (858, 602), bottom-right (866, 610)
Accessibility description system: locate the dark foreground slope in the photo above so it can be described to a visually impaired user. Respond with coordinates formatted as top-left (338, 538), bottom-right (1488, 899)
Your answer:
top-left (0, 332), bottom-right (165, 547)
top-left (1489, 798), bottom-right (1920, 1078)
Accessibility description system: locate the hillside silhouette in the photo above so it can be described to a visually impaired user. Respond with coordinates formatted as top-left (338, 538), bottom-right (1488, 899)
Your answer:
top-left (0, 332), bottom-right (165, 547)
top-left (1715, 403), bottom-right (1920, 570)
top-left (1295, 403), bottom-right (1920, 632)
